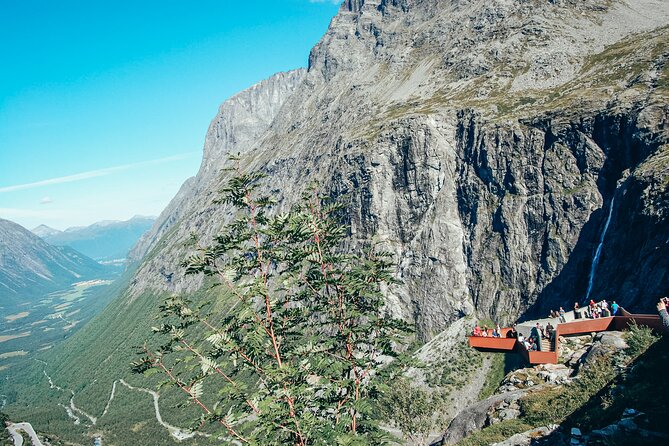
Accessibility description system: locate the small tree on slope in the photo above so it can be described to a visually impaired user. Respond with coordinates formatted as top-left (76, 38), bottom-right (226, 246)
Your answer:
top-left (133, 163), bottom-right (411, 446)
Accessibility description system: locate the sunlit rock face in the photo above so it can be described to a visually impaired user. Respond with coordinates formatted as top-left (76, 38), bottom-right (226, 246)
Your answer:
top-left (128, 0), bottom-right (669, 339)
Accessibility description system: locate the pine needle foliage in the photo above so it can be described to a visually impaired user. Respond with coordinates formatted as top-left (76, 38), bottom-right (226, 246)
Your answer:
top-left (624, 321), bottom-right (660, 359)
top-left (133, 162), bottom-right (411, 445)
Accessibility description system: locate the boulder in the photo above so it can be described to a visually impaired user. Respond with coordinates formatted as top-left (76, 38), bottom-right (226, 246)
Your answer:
top-left (490, 425), bottom-right (560, 446)
top-left (594, 332), bottom-right (628, 350)
top-left (439, 389), bottom-right (530, 445)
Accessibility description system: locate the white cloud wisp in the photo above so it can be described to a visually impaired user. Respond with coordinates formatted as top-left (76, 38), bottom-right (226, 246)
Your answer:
top-left (0, 152), bottom-right (199, 194)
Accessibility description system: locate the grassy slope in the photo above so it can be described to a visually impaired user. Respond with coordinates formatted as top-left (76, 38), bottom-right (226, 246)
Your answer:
top-left (1, 260), bottom-right (235, 445)
top-left (0, 275), bottom-right (127, 372)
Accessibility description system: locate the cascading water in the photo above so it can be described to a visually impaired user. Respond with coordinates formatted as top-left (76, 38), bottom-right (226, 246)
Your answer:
top-left (585, 196), bottom-right (616, 301)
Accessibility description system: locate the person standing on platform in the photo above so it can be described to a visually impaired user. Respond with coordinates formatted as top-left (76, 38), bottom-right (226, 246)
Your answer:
top-left (658, 298), bottom-right (669, 332)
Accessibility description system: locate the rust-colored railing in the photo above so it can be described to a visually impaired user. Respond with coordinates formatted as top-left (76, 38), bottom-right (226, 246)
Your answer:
top-left (467, 314), bottom-right (663, 364)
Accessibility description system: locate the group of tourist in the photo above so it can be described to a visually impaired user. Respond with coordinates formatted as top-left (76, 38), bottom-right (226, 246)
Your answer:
top-left (470, 319), bottom-right (556, 351)
top-left (546, 299), bottom-right (620, 322)
top-left (471, 323), bottom-right (504, 338)
top-left (517, 322), bottom-right (555, 351)
top-left (518, 335), bottom-right (537, 351)
top-left (469, 297), bottom-right (669, 353)
top-left (548, 307), bottom-right (567, 323)
top-left (573, 299), bottom-right (619, 319)
top-left (470, 322), bottom-right (547, 351)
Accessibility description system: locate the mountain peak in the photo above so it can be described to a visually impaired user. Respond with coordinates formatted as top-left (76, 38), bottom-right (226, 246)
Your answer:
top-left (31, 224), bottom-right (62, 238)
top-left (42, 216), bottom-right (156, 261)
top-left (0, 217), bottom-right (106, 305)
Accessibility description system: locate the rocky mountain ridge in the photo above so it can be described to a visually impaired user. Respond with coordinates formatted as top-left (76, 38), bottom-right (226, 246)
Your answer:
top-left (128, 69), bottom-right (306, 265)
top-left (31, 224), bottom-right (62, 238)
top-left (126, 0), bottom-right (669, 338)
top-left (0, 218), bottom-right (108, 310)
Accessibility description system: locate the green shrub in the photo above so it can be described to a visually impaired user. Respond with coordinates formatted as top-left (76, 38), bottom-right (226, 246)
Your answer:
top-left (520, 356), bottom-right (616, 426)
top-left (136, 166), bottom-right (412, 446)
top-left (456, 419), bottom-right (533, 446)
top-left (379, 377), bottom-right (448, 444)
top-left (624, 321), bottom-right (660, 358)
top-left (478, 353), bottom-right (506, 400)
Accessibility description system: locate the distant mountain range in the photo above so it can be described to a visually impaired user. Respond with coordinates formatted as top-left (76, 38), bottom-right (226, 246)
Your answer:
top-left (33, 216), bottom-right (155, 262)
top-left (0, 218), bottom-right (109, 310)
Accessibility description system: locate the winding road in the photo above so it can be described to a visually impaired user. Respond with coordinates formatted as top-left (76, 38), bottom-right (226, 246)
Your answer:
top-left (34, 360), bottom-right (216, 442)
top-left (6, 423), bottom-right (44, 446)
top-left (117, 379), bottom-right (208, 441)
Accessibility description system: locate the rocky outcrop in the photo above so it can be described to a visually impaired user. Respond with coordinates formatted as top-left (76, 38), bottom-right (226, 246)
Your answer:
top-left (125, 1), bottom-right (669, 339)
top-left (587, 409), bottom-right (669, 446)
top-left (435, 328), bottom-right (638, 445)
top-left (438, 388), bottom-right (531, 445)
top-left (490, 425), bottom-right (561, 446)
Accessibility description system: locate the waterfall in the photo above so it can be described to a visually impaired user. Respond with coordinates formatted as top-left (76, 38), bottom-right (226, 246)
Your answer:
top-left (585, 196), bottom-right (616, 301)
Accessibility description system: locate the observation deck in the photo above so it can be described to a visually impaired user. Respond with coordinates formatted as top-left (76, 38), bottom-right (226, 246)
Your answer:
top-left (467, 310), bottom-right (663, 365)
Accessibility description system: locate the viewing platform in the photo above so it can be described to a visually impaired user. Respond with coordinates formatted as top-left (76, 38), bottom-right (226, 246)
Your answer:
top-left (468, 311), bottom-right (664, 365)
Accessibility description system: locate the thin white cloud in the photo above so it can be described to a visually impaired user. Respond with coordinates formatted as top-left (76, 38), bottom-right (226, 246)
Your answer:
top-left (0, 152), bottom-right (198, 194)
top-left (40, 196), bottom-right (53, 205)
top-left (309, 0), bottom-right (340, 4)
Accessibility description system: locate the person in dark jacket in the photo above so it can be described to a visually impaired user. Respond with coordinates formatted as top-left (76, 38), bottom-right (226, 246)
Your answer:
top-left (658, 298), bottom-right (669, 332)
top-left (545, 322), bottom-right (555, 342)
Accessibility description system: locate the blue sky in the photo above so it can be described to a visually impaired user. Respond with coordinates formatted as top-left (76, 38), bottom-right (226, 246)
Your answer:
top-left (0, 0), bottom-right (340, 230)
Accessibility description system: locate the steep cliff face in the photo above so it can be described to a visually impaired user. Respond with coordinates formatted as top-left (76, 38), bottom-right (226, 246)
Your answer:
top-left (127, 0), bottom-right (669, 338)
top-left (127, 69), bottom-right (306, 289)
top-left (456, 105), bottom-right (668, 323)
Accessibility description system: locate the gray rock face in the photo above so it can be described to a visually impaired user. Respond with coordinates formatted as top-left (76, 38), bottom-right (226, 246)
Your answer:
top-left (439, 389), bottom-right (530, 445)
top-left (127, 69), bottom-right (306, 292)
top-left (125, 0), bottom-right (669, 339)
top-left (578, 331), bottom-right (629, 370)
top-left (490, 425), bottom-right (560, 446)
